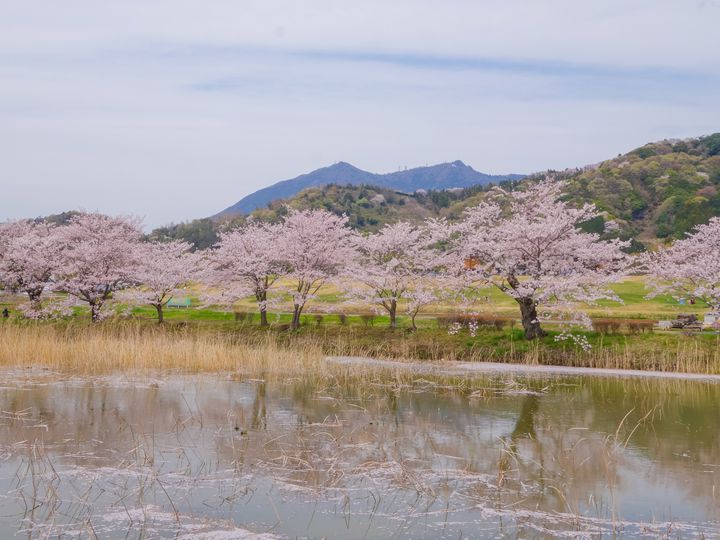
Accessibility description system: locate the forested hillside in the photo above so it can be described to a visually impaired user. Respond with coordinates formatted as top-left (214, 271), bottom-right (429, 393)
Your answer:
top-left (560, 133), bottom-right (720, 246)
top-left (152, 133), bottom-right (720, 250)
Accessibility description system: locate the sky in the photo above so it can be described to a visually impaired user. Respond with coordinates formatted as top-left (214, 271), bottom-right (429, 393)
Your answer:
top-left (1, 1), bottom-right (719, 228)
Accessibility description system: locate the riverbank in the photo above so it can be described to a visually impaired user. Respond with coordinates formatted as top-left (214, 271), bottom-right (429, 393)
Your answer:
top-left (329, 355), bottom-right (720, 382)
top-left (2, 320), bottom-right (720, 375)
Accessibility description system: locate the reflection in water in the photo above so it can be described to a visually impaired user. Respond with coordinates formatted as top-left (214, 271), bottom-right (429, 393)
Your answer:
top-left (0, 370), bottom-right (718, 538)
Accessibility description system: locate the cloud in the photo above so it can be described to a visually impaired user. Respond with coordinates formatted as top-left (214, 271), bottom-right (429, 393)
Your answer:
top-left (0, 1), bottom-right (718, 227)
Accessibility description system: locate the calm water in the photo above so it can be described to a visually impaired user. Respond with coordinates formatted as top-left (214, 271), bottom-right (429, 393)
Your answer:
top-left (0, 368), bottom-right (718, 539)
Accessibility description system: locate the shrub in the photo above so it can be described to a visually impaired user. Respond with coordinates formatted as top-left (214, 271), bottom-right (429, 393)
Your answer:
top-left (593, 319), bottom-right (621, 334)
top-left (439, 313), bottom-right (515, 332)
top-left (436, 316), bottom-right (452, 329)
top-left (627, 319), bottom-right (655, 334)
top-left (234, 311), bottom-right (253, 324)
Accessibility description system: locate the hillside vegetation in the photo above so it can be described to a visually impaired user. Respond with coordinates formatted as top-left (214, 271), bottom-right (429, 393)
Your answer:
top-left (153, 133), bottom-right (720, 249)
top-left (560, 133), bottom-right (720, 247)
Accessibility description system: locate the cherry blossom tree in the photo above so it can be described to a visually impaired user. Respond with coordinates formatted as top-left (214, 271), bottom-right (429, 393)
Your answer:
top-left (452, 180), bottom-right (628, 339)
top-left (643, 217), bottom-right (720, 310)
top-left (206, 221), bottom-right (285, 326)
top-left (123, 240), bottom-right (196, 323)
top-left (53, 213), bottom-right (142, 322)
top-left (348, 221), bottom-right (441, 327)
top-left (404, 285), bottom-right (450, 331)
top-left (0, 220), bottom-right (62, 316)
top-left (278, 209), bottom-right (356, 329)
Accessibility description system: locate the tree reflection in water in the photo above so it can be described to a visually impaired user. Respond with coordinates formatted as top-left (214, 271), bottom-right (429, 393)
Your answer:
top-left (0, 371), bottom-right (717, 539)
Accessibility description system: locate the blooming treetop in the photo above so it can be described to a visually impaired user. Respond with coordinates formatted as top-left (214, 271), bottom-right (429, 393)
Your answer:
top-left (644, 217), bottom-right (720, 310)
top-left (207, 221), bottom-right (285, 326)
top-left (53, 213), bottom-right (143, 321)
top-left (454, 180), bottom-right (628, 339)
top-left (122, 240), bottom-right (196, 323)
top-left (278, 208), bottom-right (356, 328)
top-left (0, 220), bottom-right (62, 316)
top-left (349, 221), bottom-right (445, 327)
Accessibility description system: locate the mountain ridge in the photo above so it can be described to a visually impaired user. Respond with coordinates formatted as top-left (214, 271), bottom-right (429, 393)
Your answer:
top-left (149, 133), bottom-right (720, 251)
top-left (214, 160), bottom-right (525, 217)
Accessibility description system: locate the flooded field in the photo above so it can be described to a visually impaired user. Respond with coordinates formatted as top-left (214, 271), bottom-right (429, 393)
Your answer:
top-left (0, 366), bottom-right (718, 539)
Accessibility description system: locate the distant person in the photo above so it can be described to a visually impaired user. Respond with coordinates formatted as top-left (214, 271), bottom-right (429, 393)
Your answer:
top-left (2, 308), bottom-right (9, 319)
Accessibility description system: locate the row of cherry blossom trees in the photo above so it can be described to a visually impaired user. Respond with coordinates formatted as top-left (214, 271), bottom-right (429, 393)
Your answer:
top-left (0, 213), bottom-right (196, 322)
top-left (1, 179), bottom-right (718, 338)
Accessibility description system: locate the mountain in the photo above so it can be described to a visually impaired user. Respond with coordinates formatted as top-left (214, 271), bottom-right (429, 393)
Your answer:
top-left (214, 160), bottom-right (524, 217)
top-left (154, 133), bottom-right (720, 250)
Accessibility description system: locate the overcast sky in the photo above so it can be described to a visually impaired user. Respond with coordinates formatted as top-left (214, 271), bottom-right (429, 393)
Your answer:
top-left (1, 1), bottom-right (719, 228)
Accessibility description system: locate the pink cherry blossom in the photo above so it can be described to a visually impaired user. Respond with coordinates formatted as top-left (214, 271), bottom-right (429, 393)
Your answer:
top-left (205, 220), bottom-right (285, 326)
top-left (122, 240), bottom-right (196, 323)
top-left (53, 213), bottom-right (143, 321)
top-left (0, 219), bottom-right (61, 316)
top-left (277, 209), bottom-right (356, 329)
top-left (452, 179), bottom-right (628, 339)
top-left (347, 221), bottom-right (447, 328)
top-left (643, 217), bottom-right (720, 310)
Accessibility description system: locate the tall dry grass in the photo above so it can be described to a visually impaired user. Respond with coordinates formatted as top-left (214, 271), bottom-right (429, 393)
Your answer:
top-left (1, 321), bottom-right (719, 376)
top-left (0, 322), bottom-right (326, 375)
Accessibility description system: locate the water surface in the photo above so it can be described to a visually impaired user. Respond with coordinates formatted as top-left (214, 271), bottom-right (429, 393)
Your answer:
top-left (0, 368), bottom-right (718, 538)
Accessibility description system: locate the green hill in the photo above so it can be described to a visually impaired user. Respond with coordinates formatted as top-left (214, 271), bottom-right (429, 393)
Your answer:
top-left (246, 183), bottom-right (521, 232)
top-left (559, 133), bottom-right (720, 247)
top-left (153, 133), bottom-right (720, 250)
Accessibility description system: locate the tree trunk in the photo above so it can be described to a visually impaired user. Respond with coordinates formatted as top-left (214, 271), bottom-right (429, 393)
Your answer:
top-left (291, 304), bottom-right (302, 329)
top-left (410, 312), bottom-right (418, 332)
top-left (90, 302), bottom-right (101, 323)
top-left (516, 297), bottom-right (545, 340)
top-left (27, 289), bottom-right (42, 306)
top-left (257, 290), bottom-right (268, 327)
top-left (389, 299), bottom-right (397, 328)
top-left (155, 304), bottom-right (164, 324)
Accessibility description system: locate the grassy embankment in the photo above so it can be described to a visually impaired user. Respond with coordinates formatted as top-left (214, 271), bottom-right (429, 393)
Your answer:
top-left (0, 277), bottom-right (718, 374)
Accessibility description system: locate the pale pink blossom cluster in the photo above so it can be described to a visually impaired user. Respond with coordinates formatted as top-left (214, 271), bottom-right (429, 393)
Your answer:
top-left (0, 213), bottom-right (196, 322)
top-left (345, 221), bottom-right (452, 328)
top-left (445, 179), bottom-right (630, 339)
top-left (643, 217), bottom-right (720, 310)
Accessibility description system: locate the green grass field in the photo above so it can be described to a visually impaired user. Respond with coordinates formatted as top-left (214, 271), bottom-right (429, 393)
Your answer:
top-left (0, 276), bottom-right (709, 327)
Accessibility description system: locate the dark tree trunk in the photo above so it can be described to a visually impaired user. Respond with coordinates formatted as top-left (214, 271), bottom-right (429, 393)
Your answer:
top-left (410, 312), bottom-right (418, 332)
top-left (291, 305), bottom-right (302, 329)
top-left (516, 296), bottom-right (546, 340)
top-left (257, 290), bottom-right (268, 327)
top-left (27, 289), bottom-right (42, 305)
top-left (155, 304), bottom-right (164, 324)
top-left (90, 302), bottom-right (101, 323)
top-left (27, 290), bottom-right (42, 314)
top-left (389, 299), bottom-right (397, 328)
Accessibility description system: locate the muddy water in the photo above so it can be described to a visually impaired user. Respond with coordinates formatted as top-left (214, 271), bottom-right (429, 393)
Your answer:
top-left (0, 369), bottom-right (718, 539)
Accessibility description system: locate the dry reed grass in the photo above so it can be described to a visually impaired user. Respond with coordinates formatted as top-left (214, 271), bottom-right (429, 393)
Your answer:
top-left (2, 320), bottom-right (720, 376)
top-left (0, 322), bottom-right (326, 375)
